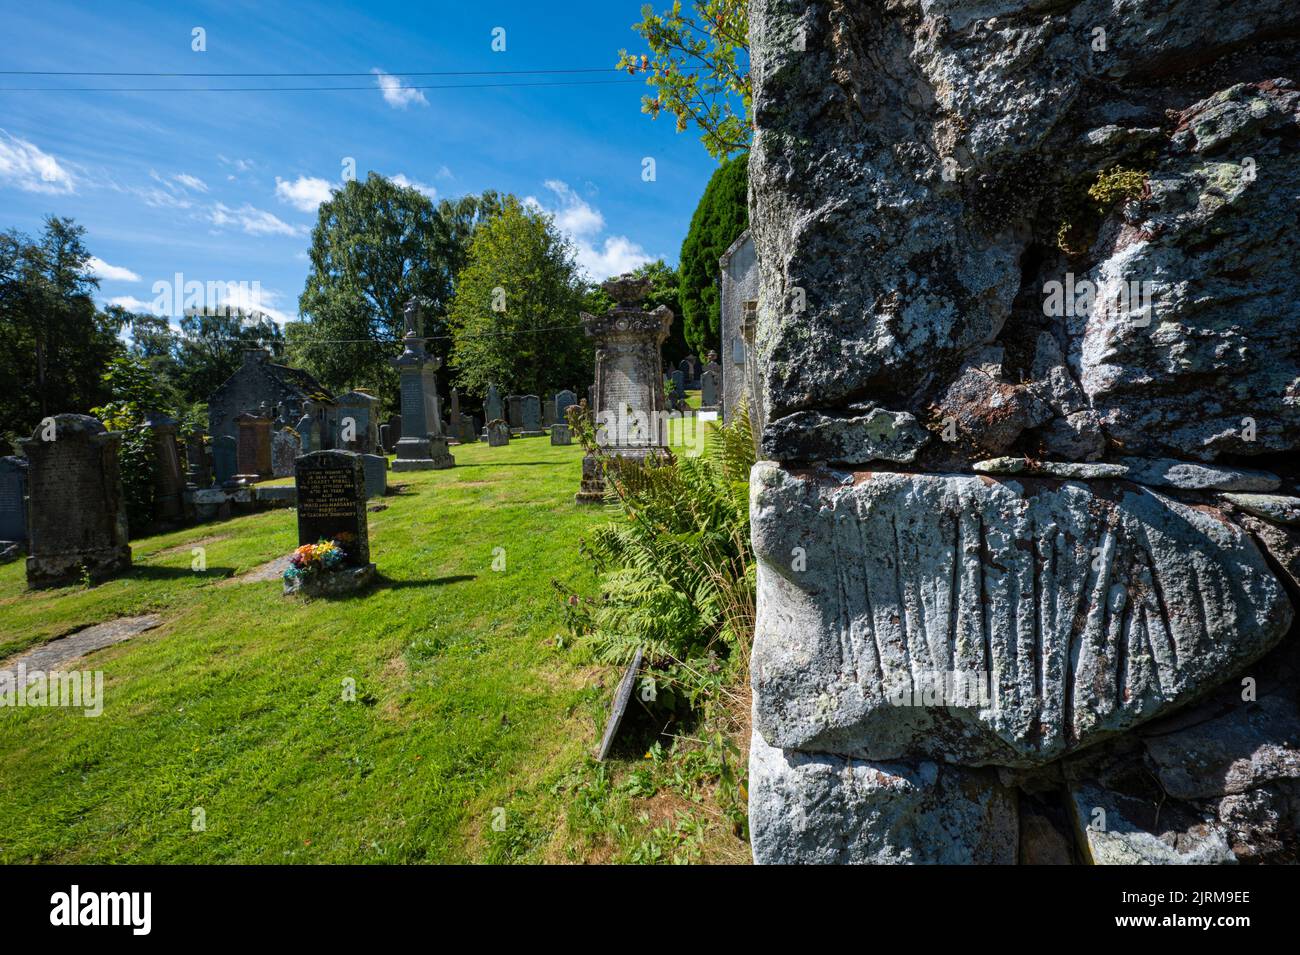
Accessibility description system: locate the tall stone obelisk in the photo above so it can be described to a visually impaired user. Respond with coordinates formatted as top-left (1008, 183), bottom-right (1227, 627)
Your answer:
top-left (391, 299), bottom-right (454, 471)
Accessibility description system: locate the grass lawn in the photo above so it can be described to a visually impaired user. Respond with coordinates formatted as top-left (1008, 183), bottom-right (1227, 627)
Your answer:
top-left (0, 428), bottom-right (748, 864)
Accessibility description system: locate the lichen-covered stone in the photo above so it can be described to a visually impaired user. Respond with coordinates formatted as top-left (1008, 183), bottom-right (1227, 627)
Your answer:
top-left (749, 729), bottom-right (1018, 864)
top-left (760, 407), bottom-right (929, 464)
top-left (750, 463), bottom-right (1292, 766)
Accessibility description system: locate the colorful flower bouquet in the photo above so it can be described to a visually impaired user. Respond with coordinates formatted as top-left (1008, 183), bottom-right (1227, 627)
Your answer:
top-left (282, 537), bottom-right (350, 583)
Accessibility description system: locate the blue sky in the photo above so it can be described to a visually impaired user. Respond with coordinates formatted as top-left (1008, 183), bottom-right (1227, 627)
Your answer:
top-left (0, 0), bottom-right (722, 324)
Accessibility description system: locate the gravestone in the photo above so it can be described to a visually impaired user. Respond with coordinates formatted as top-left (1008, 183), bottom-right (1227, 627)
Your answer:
top-left (0, 456), bottom-right (28, 543)
top-left (679, 356), bottom-right (700, 388)
top-left (597, 647), bottom-right (644, 761)
top-left (291, 450), bottom-right (374, 593)
top-left (700, 352), bottom-right (721, 412)
top-left (487, 420), bottom-right (510, 447)
top-left (555, 389), bottom-right (578, 423)
top-left (485, 384), bottom-right (503, 425)
top-left (272, 429), bottom-right (299, 478)
top-left (390, 299), bottom-right (455, 470)
top-left (507, 395), bottom-right (524, 432)
top-left (235, 412), bottom-right (272, 481)
top-left (378, 424), bottom-right (390, 454)
top-left (670, 370), bottom-right (686, 402)
top-left (457, 415), bottom-right (478, 444)
top-left (141, 412), bottom-right (186, 523)
top-left (21, 414), bottom-right (132, 588)
top-left (334, 391), bottom-right (381, 454)
top-left (213, 434), bottom-right (238, 486)
top-left (383, 415), bottom-right (401, 453)
top-left (550, 424), bottom-right (572, 446)
top-left (719, 230), bottom-right (757, 423)
top-left (448, 387), bottom-right (463, 439)
top-left (520, 395), bottom-right (545, 436)
top-left (185, 432), bottom-right (212, 489)
top-left (361, 453), bottom-right (388, 499)
top-left (577, 274), bottom-right (673, 504)
top-left (542, 394), bottom-right (556, 428)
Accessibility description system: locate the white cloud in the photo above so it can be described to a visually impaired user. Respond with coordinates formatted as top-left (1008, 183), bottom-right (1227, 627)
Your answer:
top-left (107, 295), bottom-right (160, 314)
top-left (526, 179), bottom-right (654, 280)
top-left (389, 173), bottom-right (436, 198)
top-left (0, 130), bottom-right (75, 194)
top-left (174, 173), bottom-right (208, 193)
top-left (371, 69), bottom-right (427, 109)
top-left (207, 283), bottom-right (292, 325)
top-left (218, 155), bottom-right (254, 173)
top-left (210, 202), bottom-right (302, 237)
top-left (574, 236), bottom-right (656, 281)
top-left (275, 175), bottom-right (334, 212)
top-left (86, 256), bottom-right (141, 283)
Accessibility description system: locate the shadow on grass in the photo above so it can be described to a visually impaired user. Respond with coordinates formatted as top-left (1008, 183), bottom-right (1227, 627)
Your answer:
top-left (378, 574), bottom-right (478, 589)
top-left (126, 565), bottom-right (237, 581)
top-left (462, 461), bottom-right (563, 469)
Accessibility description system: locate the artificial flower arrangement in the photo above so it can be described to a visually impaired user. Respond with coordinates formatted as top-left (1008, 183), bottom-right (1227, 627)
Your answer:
top-left (282, 534), bottom-right (353, 583)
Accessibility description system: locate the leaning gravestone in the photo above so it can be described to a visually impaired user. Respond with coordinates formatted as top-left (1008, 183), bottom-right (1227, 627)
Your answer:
top-left (597, 647), bottom-right (644, 761)
top-left (486, 420), bottom-right (510, 447)
top-left (21, 415), bottom-right (132, 588)
top-left (520, 395), bottom-right (545, 436)
top-left (361, 453), bottom-right (388, 499)
top-left (271, 429), bottom-right (298, 478)
top-left (0, 456), bottom-right (29, 544)
top-left (289, 450), bottom-right (375, 595)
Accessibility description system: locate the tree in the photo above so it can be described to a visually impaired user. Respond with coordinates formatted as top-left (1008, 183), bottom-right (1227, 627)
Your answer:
top-left (0, 217), bottom-right (124, 442)
top-left (295, 175), bottom-right (497, 396)
top-left (631, 259), bottom-right (690, 367)
top-left (617, 0), bottom-right (751, 160)
top-left (175, 306), bottom-right (283, 405)
top-left (678, 153), bottom-right (748, 356)
top-left (446, 198), bottom-right (590, 399)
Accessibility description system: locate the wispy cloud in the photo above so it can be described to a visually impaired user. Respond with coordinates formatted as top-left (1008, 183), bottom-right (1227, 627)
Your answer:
top-left (174, 173), bottom-right (208, 193)
top-left (526, 179), bottom-right (653, 280)
top-left (210, 202), bottom-right (302, 237)
top-left (86, 256), bottom-right (141, 282)
top-left (371, 69), bottom-right (427, 109)
top-left (0, 130), bottom-right (75, 194)
top-left (389, 173), bottom-right (436, 198)
top-left (275, 175), bottom-right (334, 212)
top-left (106, 295), bottom-right (159, 314)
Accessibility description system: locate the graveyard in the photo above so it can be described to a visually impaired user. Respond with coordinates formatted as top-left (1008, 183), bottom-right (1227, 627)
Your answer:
top-left (2, 0), bottom-right (1298, 888)
top-left (0, 422), bottom-right (751, 863)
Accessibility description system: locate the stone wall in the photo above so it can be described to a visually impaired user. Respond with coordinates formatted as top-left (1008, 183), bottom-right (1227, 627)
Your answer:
top-left (748, 0), bottom-right (1300, 864)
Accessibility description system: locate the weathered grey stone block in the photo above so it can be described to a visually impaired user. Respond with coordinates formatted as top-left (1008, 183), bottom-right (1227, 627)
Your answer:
top-left (750, 463), bottom-right (1292, 767)
top-left (749, 729), bottom-right (1018, 864)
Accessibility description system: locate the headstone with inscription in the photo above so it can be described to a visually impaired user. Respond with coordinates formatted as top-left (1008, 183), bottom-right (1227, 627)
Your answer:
top-left (390, 299), bottom-right (455, 471)
top-left (235, 412), bottom-right (272, 481)
top-left (487, 420), bottom-right (511, 447)
top-left (21, 414), bottom-right (132, 588)
top-left (291, 450), bottom-right (374, 594)
top-left (520, 395), bottom-right (545, 436)
top-left (550, 424), bottom-right (572, 446)
top-left (700, 352), bottom-right (721, 412)
top-left (0, 456), bottom-right (28, 543)
top-left (507, 395), bottom-right (524, 433)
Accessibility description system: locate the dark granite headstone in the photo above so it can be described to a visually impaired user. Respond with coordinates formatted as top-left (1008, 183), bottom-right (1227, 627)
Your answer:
top-left (458, 416), bottom-right (478, 444)
top-left (294, 451), bottom-right (370, 567)
top-left (383, 415), bottom-right (401, 453)
top-left (507, 395), bottom-right (523, 431)
top-left (520, 395), bottom-right (544, 435)
top-left (555, 389), bottom-right (578, 423)
top-left (21, 414), bottom-right (132, 587)
top-left (0, 456), bottom-right (29, 542)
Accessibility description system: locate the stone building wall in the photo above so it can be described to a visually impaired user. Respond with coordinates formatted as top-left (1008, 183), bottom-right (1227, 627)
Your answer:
top-left (747, 0), bottom-right (1300, 864)
top-left (719, 230), bottom-right (758, 424)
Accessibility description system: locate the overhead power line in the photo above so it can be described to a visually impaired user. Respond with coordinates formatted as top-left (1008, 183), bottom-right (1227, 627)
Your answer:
top-left (0, 66), bottom-right (674, 77)
top-left (0, 77), bottom-right (647, 94)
